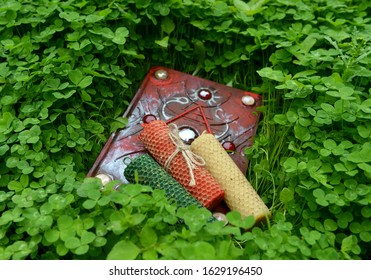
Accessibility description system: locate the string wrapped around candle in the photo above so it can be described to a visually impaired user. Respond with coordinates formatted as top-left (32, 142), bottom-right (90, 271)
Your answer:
top-left (139, 120), bottom-right (224, 210)
top-left (191, 132), bottom-right (271, 224)
top-left (124, 154), bottom-right (204, 209)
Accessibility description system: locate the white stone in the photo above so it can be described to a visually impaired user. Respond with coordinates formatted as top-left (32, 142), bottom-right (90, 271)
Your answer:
top-left (213, 212), bottom-right (228, 224)
top-left (178, 127), bottom-right (198, 144)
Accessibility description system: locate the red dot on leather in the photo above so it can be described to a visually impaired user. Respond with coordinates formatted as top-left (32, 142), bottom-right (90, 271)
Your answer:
top-left (197, 89), bottom-right (212, 100)
top-left (142, 114), bottom-right (157, 123)
top-left (222, 141), bottom-right (236, 152)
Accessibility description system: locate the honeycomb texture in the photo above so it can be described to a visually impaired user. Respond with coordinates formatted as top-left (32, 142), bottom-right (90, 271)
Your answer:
top-left (191, 132), bottom-right (271, 223)
top-left (139, 120), bottom-right (224, 210)
top-left (124, 154), bottom-right (204, 209)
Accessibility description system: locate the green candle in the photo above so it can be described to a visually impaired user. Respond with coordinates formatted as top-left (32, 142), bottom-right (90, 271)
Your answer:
top-left (124, 154), bottom-right (204, 209)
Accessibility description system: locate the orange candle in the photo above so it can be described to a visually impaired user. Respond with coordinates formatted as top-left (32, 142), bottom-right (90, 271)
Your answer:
top-left (139, 120), bottom-right (224, 210)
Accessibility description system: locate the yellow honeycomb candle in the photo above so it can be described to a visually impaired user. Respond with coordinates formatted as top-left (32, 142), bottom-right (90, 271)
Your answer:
top-left (191, 132), bottom-right (271, 224)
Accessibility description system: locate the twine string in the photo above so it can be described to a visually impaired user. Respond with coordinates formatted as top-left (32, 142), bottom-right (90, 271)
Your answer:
top-left (164, 123), bottom-right (205, 186)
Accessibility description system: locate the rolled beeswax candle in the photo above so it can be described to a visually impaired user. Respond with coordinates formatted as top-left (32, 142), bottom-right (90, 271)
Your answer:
top-left (139, 120), bottom-right (224, 210)
top-left (124, 154), bottom-right (204, 209)
top-left (191, 133), bottom-right (271, 223)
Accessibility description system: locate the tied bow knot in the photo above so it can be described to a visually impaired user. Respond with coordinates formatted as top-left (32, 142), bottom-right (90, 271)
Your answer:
top-left (164, 123), bottom-right (205, 186)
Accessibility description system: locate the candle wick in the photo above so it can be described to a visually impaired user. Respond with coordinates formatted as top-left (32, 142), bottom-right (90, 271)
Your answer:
top-left (164, 123), bottom-right (205, 186)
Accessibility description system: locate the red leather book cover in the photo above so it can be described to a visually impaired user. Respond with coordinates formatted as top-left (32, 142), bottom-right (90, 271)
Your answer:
top-left (87, 66), bottom-right (262, 184)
